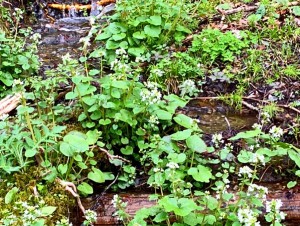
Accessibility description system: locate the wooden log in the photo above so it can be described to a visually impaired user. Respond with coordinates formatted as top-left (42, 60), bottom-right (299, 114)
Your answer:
top-left (79, 187), bottom-right (300, 225)
top-left (0, 93), bottom-right (21, 117)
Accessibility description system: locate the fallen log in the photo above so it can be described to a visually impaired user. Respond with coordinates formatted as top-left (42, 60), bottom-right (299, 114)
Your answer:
top-left (79, 186), bottom-right (300, 225)
top-left (0, 93), bottom-right (21, 117)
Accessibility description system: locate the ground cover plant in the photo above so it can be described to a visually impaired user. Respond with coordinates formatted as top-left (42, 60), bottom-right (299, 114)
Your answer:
top-left (2, 0), bottom-right (300, 226)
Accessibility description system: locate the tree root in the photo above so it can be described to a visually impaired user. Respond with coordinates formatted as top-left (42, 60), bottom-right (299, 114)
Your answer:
top-left (91, 145), bottom-right (131, 163)
top-left (56, 178), bottom-right (86, 214)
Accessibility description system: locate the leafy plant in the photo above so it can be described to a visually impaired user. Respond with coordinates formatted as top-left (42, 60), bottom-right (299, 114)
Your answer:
top-left (190, 28), bottom-right (249, 64)
top-left (94, 0), bottom-right (195, 60)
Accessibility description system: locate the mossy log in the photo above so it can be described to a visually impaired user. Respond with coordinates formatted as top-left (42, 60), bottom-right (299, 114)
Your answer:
top-left (78, 187), bottom-right (300, 225)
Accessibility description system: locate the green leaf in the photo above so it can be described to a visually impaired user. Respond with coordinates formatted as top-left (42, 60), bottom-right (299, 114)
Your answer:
top-left (89, 69), bottom-right (100, 76)
top-left (144, 25), bottom-right (161, 38)
top-left (288, 150), bottom-right (300, 168)
top-left (155, 109), bottom-right (172, 120)
top-left (287, 181), bottom-right (297, 189)
top-left (58, 164), bottom-right (68, 175)
top-left (128, 47), bottom-right (145, 57)
top-left (106, 39), bottom-right (120, 49)
top-left (147, 15), bottom-right (162, 26)
top-left (63, 131), bottom-right (89, 152)
top-left (31, 219), bottom-right (45, 226)
top-left (171, 129), bottom-right (192, 141)
top-left (77, 182), bottom-right (93, 196)
top-left (112, 32), bottom-right (126, 41)
top-left (173, 114), bottom-right (194, 129)
top-left (5, 187), bottom-right (18, 204)
top-left (186, 135), bottom-right (207, 153)
top-left (86, 130), bottom-right (100, 145)
top-left (188, 165), bottom-right (212, 183)
top-left (25, 148), bottom-right (37, 158)
top-left (292, 6), bottom-right (300, 16)
top-left (88, 167), bottom-right (105, 183)
top-left (121, 146), bottom-right (133, 155)
top-left (98, 119), bottom-right (111, 126)
top-left (133, 31), bottom-right (146, 39)
top-left (229, 129), bottom-right (261, 140)
top-left (40, 206), bottom-right (57, 216)
top-left (153, 212), bottom-right (167, 222)
top-left (96, 31), bottom-right (112, 40)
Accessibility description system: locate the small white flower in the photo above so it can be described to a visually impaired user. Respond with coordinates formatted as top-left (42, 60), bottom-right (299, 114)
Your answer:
top-left (116, 48), bottom-right (126, 56)
top-left (252, 123), bottom-right (262, 130)
top-left (251, 153), bottom-right (265, 165)
top-left (166, 162), bottom-right (179, 169)
top-left (269, 126), bottom-right (284, 138)
top-left (238, 166), bottom-right (253, 178)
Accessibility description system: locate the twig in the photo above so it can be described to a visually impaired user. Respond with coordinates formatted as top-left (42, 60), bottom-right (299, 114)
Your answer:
top-left (216, 5), bottom-right (259, 16)
top-left (56, 178), bottom-right (86, 214)
top-left (241, 100), bottom-right (259, 112)
top-left (91, 145), bottom-right (130, 163)
top-left (243, 97), bottom-right (300, 115)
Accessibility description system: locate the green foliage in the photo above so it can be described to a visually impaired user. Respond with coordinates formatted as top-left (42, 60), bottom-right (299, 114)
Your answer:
top-left (190, 28), bottom-right (249, 64)
top-left (95, 0), bottom-right (194, 60)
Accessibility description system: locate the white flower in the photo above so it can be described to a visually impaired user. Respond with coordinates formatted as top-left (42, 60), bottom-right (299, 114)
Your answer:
top-left (247, 184), bottom-right (268, 200)
top-left (166, 162), bottom-right (179, 169)
top-left (269, 126), bottom-right (284, 138)
top-left (149, 115), bottom-right (159, 126)
top-left (151, 68), bottom-right (164, 77)
top-left (237, 206), bottom-right (260, 225)
top-left (252, 123), bottom-right (262, 130)
top-left (251, 153), bottom-right (265, 165)
top-left (116, 48), bottom-right (126, 56)
top-left (238, 166), bottom-right (253, 178)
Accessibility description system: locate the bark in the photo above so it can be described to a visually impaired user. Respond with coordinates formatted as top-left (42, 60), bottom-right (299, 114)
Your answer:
top-left (78, 187), bottom-right (300, 225)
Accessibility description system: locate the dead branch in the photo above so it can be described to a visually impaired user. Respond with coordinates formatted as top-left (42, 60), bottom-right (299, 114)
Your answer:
top-left (0, 93), bottom-right (22, 117)
top-left (216, 5), bottom-right (258, 16)
top-left (243, 97), bottom-right (300, 115)
top-left (241, 100), bottom-right (260, 112)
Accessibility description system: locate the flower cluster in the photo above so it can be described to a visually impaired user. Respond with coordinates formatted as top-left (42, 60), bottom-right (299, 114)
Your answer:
top-left (166, 162), bottom-right (179, 169)
top-left (178, 79), bottom-right (199, 97)
top-left (237, 206), bottom-right (260, 226)
top-left (247, 184), bottom-right (268, 201)
top-left (83, 209), bottom-right (97, 226)
top-left (148, 115), bottom-right (159, 127)
top-left (260, 111), bottom-right (271, 125)
top-left (111, 195), bottom-right (129, 222)
top-left (55, 217), bottom-right (73, 226)
top-left (250, 153), bottom-right (265, 166)
top-left (265, 199), bottom-right (286, 223)
top-left (140, 82), bottom-right (162, 105)
top-left (269, 126), bottom-right (284, 139)
top-left (238, 166), bottom-right (254, 178)
top-left (212, 133), bottom-right (224, 148)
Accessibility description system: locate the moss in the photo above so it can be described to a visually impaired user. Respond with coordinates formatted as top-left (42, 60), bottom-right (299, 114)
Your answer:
top-left (0, 166), bottom-right (76, 225)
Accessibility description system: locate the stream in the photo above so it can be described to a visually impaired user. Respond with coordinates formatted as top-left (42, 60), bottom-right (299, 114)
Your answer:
top-left (32, 2), bottom-right (258, 135)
